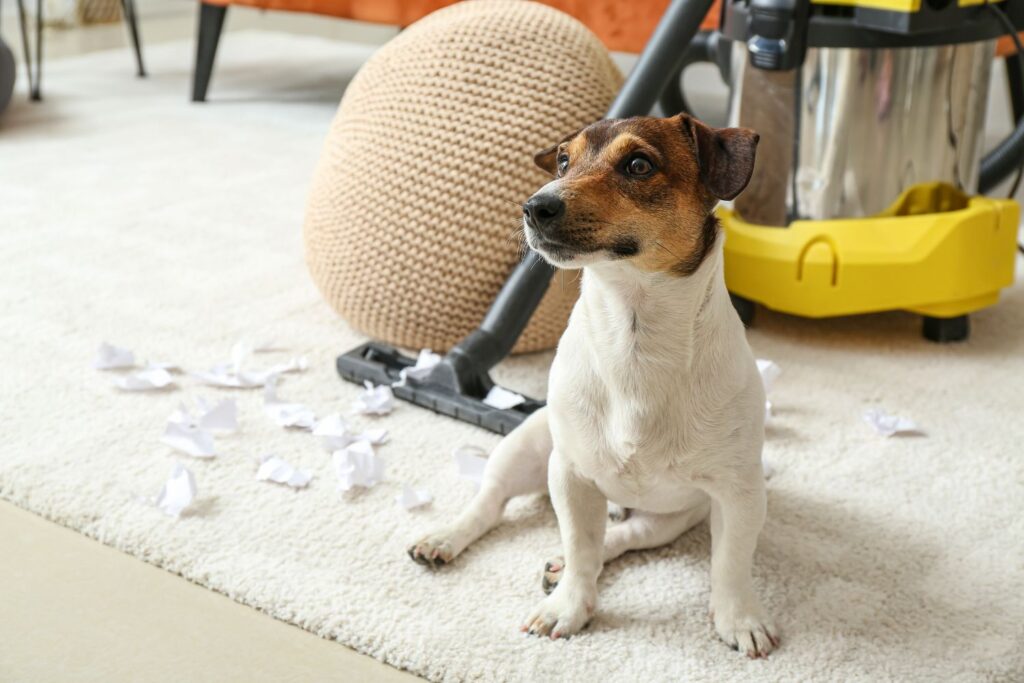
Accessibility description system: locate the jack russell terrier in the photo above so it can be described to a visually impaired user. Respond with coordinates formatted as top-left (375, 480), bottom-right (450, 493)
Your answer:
top-left (408, 113), bottom-right (778, 658)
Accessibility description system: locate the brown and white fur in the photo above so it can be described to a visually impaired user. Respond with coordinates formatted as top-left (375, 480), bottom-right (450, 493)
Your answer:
top-left (408, 114), bottom-right (778, 657)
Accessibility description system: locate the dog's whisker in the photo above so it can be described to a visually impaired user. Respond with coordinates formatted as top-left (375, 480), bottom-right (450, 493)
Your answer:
top-left (654, 240), bottom-right (682, 261)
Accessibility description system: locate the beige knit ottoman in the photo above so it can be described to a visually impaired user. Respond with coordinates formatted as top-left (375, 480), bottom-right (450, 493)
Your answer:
top-left (303, 0), bottom-right (622, 354)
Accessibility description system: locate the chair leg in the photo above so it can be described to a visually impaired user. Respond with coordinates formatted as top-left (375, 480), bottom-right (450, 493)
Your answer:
top-left (192, 3), bottom-right (227, 102)
top-left (15, 0), bottom-right (41, 101)
top-left (34, 0), bottom-right (41, 99)
top-left (120, 0), bottom-right (146, 77)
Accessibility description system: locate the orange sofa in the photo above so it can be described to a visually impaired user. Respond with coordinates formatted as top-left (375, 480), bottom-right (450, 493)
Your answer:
top-left (192, 0), bottom-right (720, 101)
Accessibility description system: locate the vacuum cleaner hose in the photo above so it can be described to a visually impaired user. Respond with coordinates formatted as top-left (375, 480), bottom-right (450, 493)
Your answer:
top-left (658, 31), bottom-right (719, 117)
top-left (978, 2), bottom-right (1024, 194)
top-left (978, 111), bottom-right (1024, 194)
top-left (607, 0), bottom-right (718, 119)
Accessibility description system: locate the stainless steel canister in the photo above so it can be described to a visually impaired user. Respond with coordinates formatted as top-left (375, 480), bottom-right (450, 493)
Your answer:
top-left (726, 39), bottom-right (996, 225)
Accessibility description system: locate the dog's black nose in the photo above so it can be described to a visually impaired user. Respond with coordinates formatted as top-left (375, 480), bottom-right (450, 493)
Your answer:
top-left (523, 193), bottom-right (565, 231)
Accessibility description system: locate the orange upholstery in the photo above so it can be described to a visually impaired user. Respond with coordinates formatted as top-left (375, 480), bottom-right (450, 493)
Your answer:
top-left (199, 0), bottom-right (721, 53)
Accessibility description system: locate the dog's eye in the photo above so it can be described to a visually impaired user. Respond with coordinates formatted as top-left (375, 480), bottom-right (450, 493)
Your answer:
top-left (625, 155), bottom-right (654, 177)
top-left (557, 154), bottom-right (569, 175)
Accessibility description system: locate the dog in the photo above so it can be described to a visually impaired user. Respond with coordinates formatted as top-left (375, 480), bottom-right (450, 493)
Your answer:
top-left (408, 113), bottom-right (778, 657)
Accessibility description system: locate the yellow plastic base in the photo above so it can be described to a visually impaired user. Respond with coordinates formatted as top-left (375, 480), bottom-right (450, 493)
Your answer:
top-left (721, 184), bottom-right (1019, 319)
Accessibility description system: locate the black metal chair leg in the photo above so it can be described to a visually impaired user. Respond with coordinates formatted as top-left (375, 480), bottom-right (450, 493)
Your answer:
top-left (33, 0), bottom-right (41, 99)
top-left (14, 0), bottom-right (40, 101)
top-left (192, 3), bottom-right (227, 102)
top-left (120, 0), bottom-right (146, 77)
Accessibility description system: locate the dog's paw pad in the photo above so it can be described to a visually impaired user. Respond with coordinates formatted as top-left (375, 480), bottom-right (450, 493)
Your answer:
top-left (407, 536), bottom-right (454, 569)
top-left (541, 556), bottom-right (564, 595)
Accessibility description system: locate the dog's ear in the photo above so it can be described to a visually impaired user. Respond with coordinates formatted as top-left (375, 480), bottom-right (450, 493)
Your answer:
top-left (534, 128), bottom-right (583, 176)
top-left (679, 114), bottom-right (760, 201)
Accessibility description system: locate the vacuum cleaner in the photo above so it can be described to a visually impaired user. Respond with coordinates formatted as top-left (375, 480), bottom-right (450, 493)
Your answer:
top-left (339, 0), bottom-right (1024, 434)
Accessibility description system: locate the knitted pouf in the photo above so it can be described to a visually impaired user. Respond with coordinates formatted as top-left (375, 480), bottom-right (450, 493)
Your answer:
top-left (303, 0), bottom-right (621, 354)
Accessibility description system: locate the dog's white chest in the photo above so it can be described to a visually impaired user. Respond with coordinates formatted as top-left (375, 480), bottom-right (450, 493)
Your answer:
top-left (548, 350), bottom-right (702, 512)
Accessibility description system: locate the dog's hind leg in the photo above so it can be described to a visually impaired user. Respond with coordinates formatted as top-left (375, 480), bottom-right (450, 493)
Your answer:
top-left (408, 406), bottom-right (551, 568)
top-left (542, 491), bottom-right (710, 594)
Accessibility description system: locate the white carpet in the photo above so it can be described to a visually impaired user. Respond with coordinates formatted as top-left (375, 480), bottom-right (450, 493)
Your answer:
top-left (2, 33), bottom-right (1023, 682)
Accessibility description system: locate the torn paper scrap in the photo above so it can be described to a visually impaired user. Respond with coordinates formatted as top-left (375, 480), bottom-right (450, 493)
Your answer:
top-left (169, 398), bottom-right (238, 434)
top-left (454, 445), bottom-right (488, 486)
top-left (313, 415), bottom-right (388, 451)
top-left (264, 379), bottom-right (316, 430)
top-left (352, 381), bottom-right (394, 416)
top-left (483, 385), bottom-right (525, 410)
top-left (313, 414), bottom-right (353, 451)
top-left (193, 357), bottom-right (307, 389)
top-left (93, 342), bottom-right (135, 370)
top-left (334, 440), bottom-right (386, 492)
top-left (396, 486), bottom-right (433, 510)
top-left (114, 366), bottom-right (175, 391)
top-left (155, 463), bottom-right (196, 517)
top-left (256, 455), bottom-right (312, 488)
top-left (161, 422), bottom-right (216, 458)
top-left (394, 349), bottom-right (442, 387)
top-left (863, 409), bottom-right (920, 437)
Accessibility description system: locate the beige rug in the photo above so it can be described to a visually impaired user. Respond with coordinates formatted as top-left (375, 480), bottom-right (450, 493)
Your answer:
top-left (2, 33), bottom-right (1023, 682)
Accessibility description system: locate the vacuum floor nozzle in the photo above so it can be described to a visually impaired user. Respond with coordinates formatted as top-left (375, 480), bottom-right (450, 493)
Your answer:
top-left (337, 342), bottom-right (543, 435)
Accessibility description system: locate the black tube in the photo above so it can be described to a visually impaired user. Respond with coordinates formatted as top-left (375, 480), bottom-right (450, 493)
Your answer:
top-left (659, 30), bottom-right (718, 116)
top-left (979, 119), bottom-right (1024, 194)
top-left (978, 3), bottom-right (1024, 194)
top-left (1006, 54), bottom-right (1024, 123)
top-left (607, 0), bottom-right (718, 119)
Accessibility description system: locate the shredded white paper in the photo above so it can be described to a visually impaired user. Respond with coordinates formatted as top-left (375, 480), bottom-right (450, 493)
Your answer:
top-left (154, 463), bottom-right (197, 517)
top-left (263, 379), bottom-right (316, 430)
top-left (114, 366), bottom-right (175, 391)
top-left (396, 486), bottom-right (433, 510)
top-left (160, 421), bottom-right (216, 458)
top-left (193, 357), bottom-right (307, 389)
top-left (393, 349), bottom-right (442, 387)
top-left (313, 414), bottom-right (388, 452)
top-left (194, 338), bottom-right (306, 388)
top-left (169, 398), bottom-right (238, 434)
top-left (93, 342), bottom-right (135, 370)
top-left (352, 381), bottom-right (394, 416)
top-left (256, 455), bottom-right (312, 488)
top-left (863, 409), bottom-right (920, 437)
top-left (483, 385), bottom-right (525, 410)
top-left (333, 440), bottom-right (386, 492)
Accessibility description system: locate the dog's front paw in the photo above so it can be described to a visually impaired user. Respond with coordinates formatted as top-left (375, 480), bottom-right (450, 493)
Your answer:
top-left (521, 581), bottom-right (595, 639)
top-left (711, 598), bottom-right (779, 658)
top-left (407, 533), bottom-right (456, 569)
